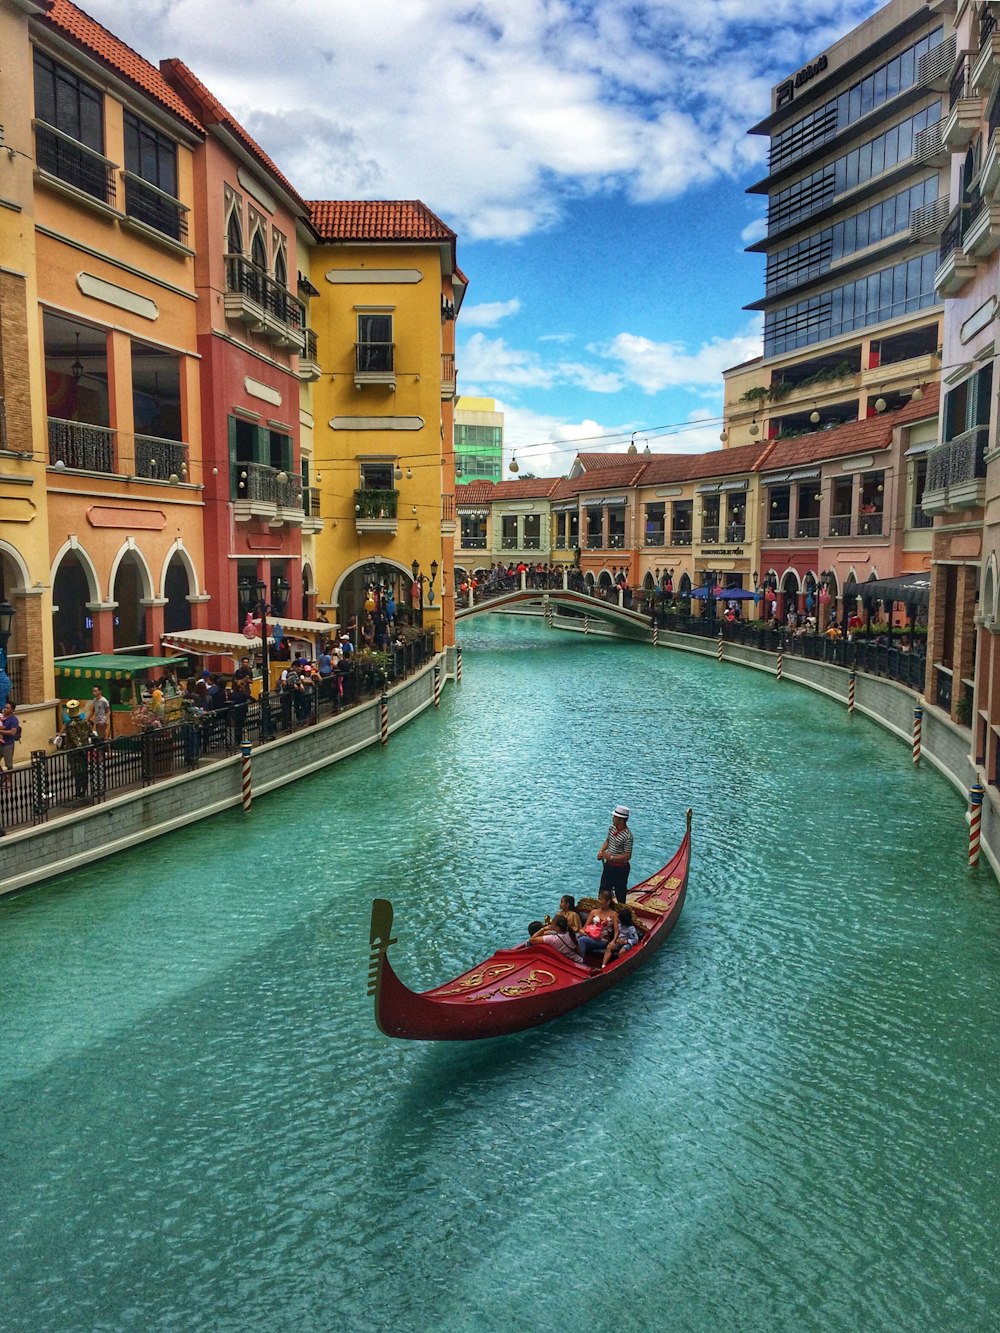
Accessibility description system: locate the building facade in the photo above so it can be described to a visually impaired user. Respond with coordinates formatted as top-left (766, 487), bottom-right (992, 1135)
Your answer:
top-left (454, 396), bottom-right (503, 483)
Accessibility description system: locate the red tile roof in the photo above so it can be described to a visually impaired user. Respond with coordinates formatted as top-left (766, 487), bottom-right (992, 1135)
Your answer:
top-left (160, 59), bottom-right (307, 211)
top-left (455, 481), bottom-right (495, 506)
top-left (42, 1), bottom-right (203, 132)
top-left (308, 200), bottom-right (456, 243)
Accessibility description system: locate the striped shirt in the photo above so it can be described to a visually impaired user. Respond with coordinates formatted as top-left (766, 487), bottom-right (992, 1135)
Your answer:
top-left (605, 824), bottom-right (633, 863)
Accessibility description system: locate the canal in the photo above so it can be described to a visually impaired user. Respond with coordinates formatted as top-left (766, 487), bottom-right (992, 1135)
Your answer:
top-left (2, 617), bottom-right (998, 1332)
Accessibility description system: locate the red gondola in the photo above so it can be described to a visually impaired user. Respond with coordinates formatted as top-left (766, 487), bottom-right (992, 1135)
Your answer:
top-left (368, 810), bottom-right (691, 1041)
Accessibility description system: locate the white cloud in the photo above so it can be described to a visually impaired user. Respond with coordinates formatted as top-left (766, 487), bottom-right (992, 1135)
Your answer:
top-left (595, 318), bottom-right (764, 395)
top-left (460, 299), bottom-right (522, 329)
top-left (80, 0), bottom-right (887, 243)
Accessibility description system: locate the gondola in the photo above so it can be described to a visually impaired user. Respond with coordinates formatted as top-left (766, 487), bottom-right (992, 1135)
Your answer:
top-left (367, 810), bottom-right (691, 1041)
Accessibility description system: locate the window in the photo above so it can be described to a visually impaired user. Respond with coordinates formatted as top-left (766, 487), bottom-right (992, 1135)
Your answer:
top-left (360, 461), bottom-right (395, 490)
top-left (123, 111), bottom-right (183, 240)
top-left (460, 514), bottom-right (487, 549)
top-left (357, 314), bottom-right (394, 374)
top-left (523, 514), bottom-right (541, 550)
top-left (33, 50), bottom-right (110, 203)
top-left (502, 514), bottom-right (519, 549)
top-left (644, 502), bottom-right (665, 545)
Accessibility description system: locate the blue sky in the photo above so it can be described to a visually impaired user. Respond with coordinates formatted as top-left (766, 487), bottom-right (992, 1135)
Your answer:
top-left (85, 0), bottom-right (886, 474)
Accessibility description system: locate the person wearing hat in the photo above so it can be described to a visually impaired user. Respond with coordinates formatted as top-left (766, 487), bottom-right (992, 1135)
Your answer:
top-left (62, 699), bottom-right (94, 798)
top-left (597, 804), bottom-right (633, 903)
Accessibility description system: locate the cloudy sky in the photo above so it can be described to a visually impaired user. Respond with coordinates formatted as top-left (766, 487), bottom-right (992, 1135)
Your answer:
top-left (87, 0), bottom-right (885, 474)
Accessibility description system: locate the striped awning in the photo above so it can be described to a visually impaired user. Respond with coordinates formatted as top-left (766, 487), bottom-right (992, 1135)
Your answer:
top-left (252, 616), bottom-right (338, 637)
top-left (160, 629), bottom-right (274, 658)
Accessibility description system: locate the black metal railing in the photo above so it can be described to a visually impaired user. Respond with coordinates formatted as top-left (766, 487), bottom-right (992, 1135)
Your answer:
top-left (829, 514), bottom-right (852, 537)
top-left (701, 525), bottom-right (720, 544)
top-left (355, 342), bottom-right (394, 374)
top-left (4, 635), bottom-right (437, 834)
top-left (225, 254), bottom-right (305, 332)
top-left (670, 530), bottom-right (693, 546)
top-left (794, 517), bottom-right (820, 538)
top-left (34, 122), bottom-right (115, 205)
top-left (767, 519), bottom-right (790, 539)
top-left (134, 434), bottom-right (187, 480)
top-left (644, 529), bottom-right (666, 546)
top-left (48, 417), bottom-right (117, 473)
top-left (122, 172), bottom-right (188, 242)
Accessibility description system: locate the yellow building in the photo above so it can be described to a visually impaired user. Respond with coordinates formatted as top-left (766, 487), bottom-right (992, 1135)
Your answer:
top-left (0, 0), bottom-right (55, 749)
top-left (307, 201), bottom-right (465, 648)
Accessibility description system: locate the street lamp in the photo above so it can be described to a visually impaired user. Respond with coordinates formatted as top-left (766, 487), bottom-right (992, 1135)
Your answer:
top-left (237, 576), bottom-right (290, 739)
top-left (410, 559), bottom-right (439, 626)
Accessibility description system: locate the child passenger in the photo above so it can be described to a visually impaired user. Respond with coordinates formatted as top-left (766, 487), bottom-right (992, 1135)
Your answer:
top-left (603, 908), bottom-right (639, 967)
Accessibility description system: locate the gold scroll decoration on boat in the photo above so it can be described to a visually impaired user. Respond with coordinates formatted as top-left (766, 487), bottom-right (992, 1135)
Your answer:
top-left (439, 963), bottom-right (518, 994)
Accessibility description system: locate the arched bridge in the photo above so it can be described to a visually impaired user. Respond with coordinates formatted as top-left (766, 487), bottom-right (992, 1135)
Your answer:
top-left (455, 587), bottom-right (652, 639)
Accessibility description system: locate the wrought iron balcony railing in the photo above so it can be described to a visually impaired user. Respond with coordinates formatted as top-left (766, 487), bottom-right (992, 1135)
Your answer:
top-left (828, 514), bottom-right (852, 537)
top-left (122, 172), bottom-right (188, 243)
top-left (48, 417), bottom-right (116, 473)
top-left (233, 462), bottom-right (303, 508)
top-left (644, 529), bottom-right (666, 546)
top-left (700, 525), bottom-right (720, 544)
top-left (355, 342), bottom-right (394, 374)
top-left (794, 518), bottom-right (820, 538)
top-left (767, 519), bottom-right (790, 540)
top-left (224, 254), bottom-right (306, 334)
top-left (134, 434), bottom-right (187, 480)
top-left (34, 122), bottom-right (115, 205)
top-left (670, 529), bottom-right (693, 546)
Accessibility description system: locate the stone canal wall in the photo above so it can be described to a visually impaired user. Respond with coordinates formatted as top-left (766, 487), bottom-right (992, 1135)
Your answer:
top-left (3, 653), bottom-right (453, 897)
top-left (660, 631), bottom-right (997, 883)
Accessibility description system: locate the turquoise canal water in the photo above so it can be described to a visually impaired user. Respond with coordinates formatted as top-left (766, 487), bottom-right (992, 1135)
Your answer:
top-left (2, 617), bottom-right (1000, 1332)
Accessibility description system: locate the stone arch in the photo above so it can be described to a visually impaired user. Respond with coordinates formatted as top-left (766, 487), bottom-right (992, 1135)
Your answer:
top-left (157, 540), bottom-right (197, 601)
top-left (160, 542), bottom-right (196, 635)
top-left (0, 540), bottom-right (31, 592)
top-left (110, 542), bottom-right (154, 649)
top-left (678, 572), bottom-right (692, 596)
top-left (51, 540), bottom-right (100, 655)
top-left (642, 571), bottom-right (655, 591)
top-left (332, 558), bottom-right (415, 631)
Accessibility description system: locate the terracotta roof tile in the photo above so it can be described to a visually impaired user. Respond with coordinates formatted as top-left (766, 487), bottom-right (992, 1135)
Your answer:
top-left (488, 478), bottom-right (561, 501)
top-left (308, 200), bottom-right (455, 243)
top-left (43, 1), bottom-right (203, 133)
top-left (455, 481), bottom-right (495, 506)
top-left (160, 59), bottom-right (307, 211)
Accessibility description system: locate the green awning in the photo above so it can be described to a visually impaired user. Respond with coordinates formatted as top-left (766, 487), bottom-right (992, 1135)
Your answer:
top-left (54, 654), bottom-right (178, 682)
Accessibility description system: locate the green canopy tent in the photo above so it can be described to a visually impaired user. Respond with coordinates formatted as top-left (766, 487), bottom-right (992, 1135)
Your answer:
top-left (54, 654), bottom-right (181, 724)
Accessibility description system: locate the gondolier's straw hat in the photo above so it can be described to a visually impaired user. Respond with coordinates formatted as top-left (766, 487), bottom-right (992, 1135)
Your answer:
top-left (613, 804), bottom-right (630, 820)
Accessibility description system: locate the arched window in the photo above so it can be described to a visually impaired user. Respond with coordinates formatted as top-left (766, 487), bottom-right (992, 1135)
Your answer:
top-left (274, 246), bottom-right (287, 289)
top-left (251, 227), bottom-right (267, 272)
top-left (226, 208), bottom-right (242, 256)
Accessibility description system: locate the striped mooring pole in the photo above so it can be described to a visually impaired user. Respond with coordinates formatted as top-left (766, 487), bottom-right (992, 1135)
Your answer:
top-left (717, 630), bottom-right (724, 663)
top-left (456, 644), bottom-right (463, 683)
top-left (433, 662), bottom-right (442, 707)
top-left (848, 668), bottom-right (856, 715)
top-left (776, 644), bottom-right (784, 683)
top-left (968, 782), bottom-right (985, 869)
top-left (380, 692), bottom-right (389, 745)
top-left (653, 624), bottom-right (659, 649)
top-left (584, 614), bottom-right (590, 636)
top-left (912, 700), bottom-right (923, 766)
top-left (241, 741), bottom-right (252, 812)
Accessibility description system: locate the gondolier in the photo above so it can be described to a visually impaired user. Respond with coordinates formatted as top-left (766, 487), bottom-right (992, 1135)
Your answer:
top-left (598, 803), bottom-right (633, 903)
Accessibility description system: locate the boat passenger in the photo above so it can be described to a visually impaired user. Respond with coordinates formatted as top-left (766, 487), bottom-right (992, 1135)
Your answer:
top-left (558, 895), bottom-right (584, 933)
top-left (528, 914), bottom-right (581, 961)
top-left (578, 887), bottom-right (619, 963)
top-left (602, 908), bottom-right (639, 967)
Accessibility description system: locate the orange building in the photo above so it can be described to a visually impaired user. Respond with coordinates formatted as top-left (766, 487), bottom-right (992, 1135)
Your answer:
top-left (30, 1), bottom-right (209, 659)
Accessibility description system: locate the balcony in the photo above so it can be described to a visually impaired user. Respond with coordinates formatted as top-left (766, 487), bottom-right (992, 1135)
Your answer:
top-left (121, 172), bottom-right (188, 245)
top-left (793, 518), bottom-right (820, 539)
top-left (828, 514), bottom-right (852, 537)
top-left (585, 534), bottom-right (603, 550)
top-left (670, 529), bottom-right (692, 547)
top-left (354, 487), bottom-right (398, 535)
top-left (935, 207), bottom-right (978, 295)
top-left (941, 81), bottom-right (983, 151)
top-left (224, 255), bottom-right (306, 350)
top-left (233, 461), bottom-right (305, 524)
top-left (134, 434), bottom-right (187, 482)
top-left (971, 21), bottom-right (1000, 95)
top-left (700, 525), bottom-right (720, 544)
top-left (963, 199), bottom-right (1000, 258)
top-left (298, 329), bottom-right (321, 382)
top-left (301, 485), bottom-right (324, 535)
top-left (441, 353), bottom-right (457, 399)
top-left (725, 524), bottom-right (746, 544)
top-left (923, 426), bottom-right (989, 513)
top-left (979, 113), bottom-right (1000, 202)
top-left (910, 195), bottom-right (949, 242)
top-left (48, 418), bottom-right (117, 474)
top-left (34, 122), bottom-right (116, 207)
top-left (856, 510), bottom-right (884, 536)
top-left (354, 341), bottom-right (395, 390)
top-left (441, 493), bottom-right (457, 536)
top-left (644, 528), bottom-right (666, 547)
top-left (461, 536), bottom-right (488, 550)
top-left (766, 519), bottom-right (789, 540)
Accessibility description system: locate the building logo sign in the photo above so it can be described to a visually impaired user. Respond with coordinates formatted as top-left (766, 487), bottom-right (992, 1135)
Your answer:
top-left (776, 53), bottom-right (829, 109)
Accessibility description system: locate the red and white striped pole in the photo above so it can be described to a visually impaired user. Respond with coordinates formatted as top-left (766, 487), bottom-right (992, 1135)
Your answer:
top-left (584, 614), bottom-right (590, 636)
top-left (433, 663), bottom-right (441, 707)
top-left (456, 644), bottom-right (463, 683)
top-left (717, 630), bottom-right (724, 663)
top-left (380, 692), bottom-right (389, 745)
top-left (912, 700), bottom-right (923, 766)
top-left (241, 741), bottom-right (252, 812)
top-left (776, 643), bottom-right (784, 683)
top-left (848, 668), bottom-right (856, 715)
top-left (652, 624), bottom-right (658, 649)
top-left (968, 782), bottom-right (984, 869)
